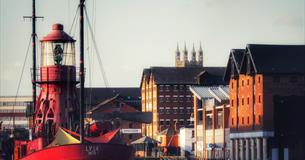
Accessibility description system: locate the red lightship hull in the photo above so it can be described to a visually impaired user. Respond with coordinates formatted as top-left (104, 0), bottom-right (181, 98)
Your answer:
top-left (21, 143), bottom-right (133, 160)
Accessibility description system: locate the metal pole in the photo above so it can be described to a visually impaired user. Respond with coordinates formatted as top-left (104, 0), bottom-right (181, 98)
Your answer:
top-left (79, 0), bottom-right (85, 143)
top-left (32, 0), bottom-right (37, 115)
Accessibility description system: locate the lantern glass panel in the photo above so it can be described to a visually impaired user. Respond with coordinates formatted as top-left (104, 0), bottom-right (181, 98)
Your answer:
top-left (41, 41), bottom-right (75, 66)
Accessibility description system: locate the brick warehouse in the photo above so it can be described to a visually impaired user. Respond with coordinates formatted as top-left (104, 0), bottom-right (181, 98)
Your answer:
top-left (140, 44), bottom-right (226, 139)
top-left (224, 44), bottom-right (305, 160)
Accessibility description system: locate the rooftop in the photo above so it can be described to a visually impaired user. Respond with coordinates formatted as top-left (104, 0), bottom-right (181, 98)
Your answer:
top-left (190, 85), bottom-right (230, 103)
top-left (241, 44), bottom-right (305, 74)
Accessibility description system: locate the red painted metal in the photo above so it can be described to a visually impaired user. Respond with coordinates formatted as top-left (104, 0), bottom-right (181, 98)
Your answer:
top-left (21, 143), bottom-right (133, 160)
top-left (33, 66), bottom-right (79, 139)
top-left (14, 138), bottom-right (44, 159)
top-left (89, 121), bottom-right (113, 135)
top-left (39, 66), bottom-right (77, 82)
top-left (41, 24), bottom-right (75, 42)
top-left (32, 24), bottom-right (79, 140)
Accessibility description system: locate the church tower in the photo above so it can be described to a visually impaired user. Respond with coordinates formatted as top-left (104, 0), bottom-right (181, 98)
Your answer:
top-left (175, 42), bottom-right (203, 67)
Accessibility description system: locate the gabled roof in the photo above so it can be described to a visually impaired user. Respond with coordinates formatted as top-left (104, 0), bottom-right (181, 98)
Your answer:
top-left (87, 94), bottom-right (139, 114)
top-left (198, 67), bottom-right (227, 85)
top-left (140, 66), bottom-right (226, 86)
top-left (157, 127), bottom-right (179, 136)
top-left (80, 87), bottom-right (141, 111)
top-left (240, 44), bottom-right (305, 74)
top-left (223, 49), bottom-right (245, 82)
top-left (190, 85), bottom-right (230, 103)
top-left (151, 67), bottom-right (205, 84)
top-left (131, 136), bottom-right (160, 144)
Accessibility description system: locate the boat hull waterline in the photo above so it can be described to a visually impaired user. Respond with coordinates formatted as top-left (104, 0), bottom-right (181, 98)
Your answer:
top-left (21, 143), bottom-right (133, 160)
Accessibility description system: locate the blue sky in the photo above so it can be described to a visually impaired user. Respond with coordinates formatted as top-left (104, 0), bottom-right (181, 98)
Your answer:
top-left (0, 0), bottom-right (304, 96)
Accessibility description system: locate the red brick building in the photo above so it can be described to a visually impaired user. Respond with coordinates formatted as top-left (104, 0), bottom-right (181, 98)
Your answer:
top-left (225, 45), bottom-right (305, 160)
top-left (87, 95), bottom-right (142, 144)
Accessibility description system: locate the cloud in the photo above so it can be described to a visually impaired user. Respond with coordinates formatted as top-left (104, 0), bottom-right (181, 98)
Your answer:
top-left (273, 16), bottom-right (303, 27)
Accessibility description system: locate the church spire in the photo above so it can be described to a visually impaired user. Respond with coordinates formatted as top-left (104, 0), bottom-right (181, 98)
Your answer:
top-left (183, 42), bottom-right (188, 64)
top-left (176, 43), bottom-right (180, 55)
top-left (197, 42), bottom-right (203, 66)
top-left (191, 43), bottom-right (196, 63)
top-left (175, 43), bottom-right (181, 62)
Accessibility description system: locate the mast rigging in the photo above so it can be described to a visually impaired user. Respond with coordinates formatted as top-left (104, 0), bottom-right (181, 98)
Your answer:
top-left (23, 0), bottom-right (43, 116)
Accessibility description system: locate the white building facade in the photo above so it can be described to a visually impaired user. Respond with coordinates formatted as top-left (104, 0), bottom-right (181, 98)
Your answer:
top-left (191, 86), bottom-right (231, 159)
top-left (179, 126), bottom-right (195, 156)
top-left (0, 96), bottom-right (32, 130)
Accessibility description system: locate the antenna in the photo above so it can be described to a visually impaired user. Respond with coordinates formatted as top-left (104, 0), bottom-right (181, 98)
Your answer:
top-left (23, 0), bottom-right (43, 119)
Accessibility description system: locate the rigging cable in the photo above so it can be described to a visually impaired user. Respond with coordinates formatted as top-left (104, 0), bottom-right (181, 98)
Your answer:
top-left (8, 36), bottom-right (32, 129)
top-left (69, 6), bottom-right (80, 36)
top-left (85, 12), bottom-right (93, 110)
top-left (84, 6), bottom-right (109, 87)
top-left (87, 0), bottom-right (97, 109)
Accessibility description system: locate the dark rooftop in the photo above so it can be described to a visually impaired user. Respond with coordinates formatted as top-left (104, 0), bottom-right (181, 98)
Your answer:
top-left (223, 49), bottom-right (246, 81)
top-left (241, 44), bottom-right (305, 74)
top-left (141, 66), bottom-right (226, 86)
top-left (78, 87), bottom-right (141, 111)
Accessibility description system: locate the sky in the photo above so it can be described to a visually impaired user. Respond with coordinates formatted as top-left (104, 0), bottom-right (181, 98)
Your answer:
top-left (0, 0), bottom-right (304, 96)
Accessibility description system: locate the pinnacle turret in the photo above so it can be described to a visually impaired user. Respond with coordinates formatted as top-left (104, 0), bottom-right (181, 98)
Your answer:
top-left (197, 43), bottom-right (203, 66)
top-left (191, 43), bottom-right (196, 62)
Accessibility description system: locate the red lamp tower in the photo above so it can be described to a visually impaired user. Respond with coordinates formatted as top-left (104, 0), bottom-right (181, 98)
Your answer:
top-left (33, 24), bottom-right (80, 142)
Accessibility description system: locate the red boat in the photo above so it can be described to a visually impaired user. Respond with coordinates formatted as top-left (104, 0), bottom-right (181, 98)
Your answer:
top-left (12, 21), bottom-right (134, 160)
top-left (11, 0), bottom-right (148, 159)
top-left (20, 143), bottom-right (133, 160)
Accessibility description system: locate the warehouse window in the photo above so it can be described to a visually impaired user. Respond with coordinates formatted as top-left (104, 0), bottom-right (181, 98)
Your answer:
top-left (192, 143), bottom-right (195, 151)
top-left (206, 112), bottom-right (213, 129)
top-left (173, 85), bottom-right (178, 91)
top-left (198, 111), bottom-right (203, 123)
top-left (159, 85), bottom-right (164, 91)
top-left (129, 123), bottom-right (133, 128)
top-left (166, 120), bottom-right (170, 125)
top-left (216, 110), bottom-right (223, 129)
top-left (160, 120), bottom-right (164, 125)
